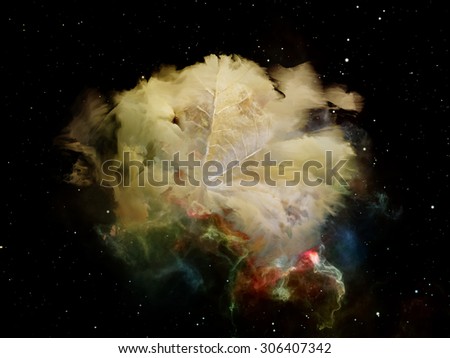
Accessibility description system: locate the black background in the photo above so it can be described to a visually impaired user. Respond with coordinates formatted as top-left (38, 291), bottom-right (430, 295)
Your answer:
top-left (2, 1), bottom-right (449, 337)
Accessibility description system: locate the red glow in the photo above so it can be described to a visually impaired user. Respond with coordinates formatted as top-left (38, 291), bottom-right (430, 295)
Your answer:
top-left (296, 249), bottom-right (320, 269)
top-left (308, 251), bottom-right (320, 265)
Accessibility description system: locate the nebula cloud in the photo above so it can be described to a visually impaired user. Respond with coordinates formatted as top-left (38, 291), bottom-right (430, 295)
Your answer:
top-left (59, 54), bottom-right (364, 330)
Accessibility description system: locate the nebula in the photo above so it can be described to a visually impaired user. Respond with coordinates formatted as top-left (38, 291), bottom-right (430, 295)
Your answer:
top-left (58, 54), bottom-right (365, 330)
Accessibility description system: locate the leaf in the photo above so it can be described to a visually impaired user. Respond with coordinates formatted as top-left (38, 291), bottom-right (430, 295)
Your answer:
top-left (178, 55), bottom-right (276, 174)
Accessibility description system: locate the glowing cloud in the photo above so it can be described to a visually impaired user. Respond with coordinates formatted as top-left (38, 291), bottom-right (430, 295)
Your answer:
top-left (59, 54), bottom-right (364, 329)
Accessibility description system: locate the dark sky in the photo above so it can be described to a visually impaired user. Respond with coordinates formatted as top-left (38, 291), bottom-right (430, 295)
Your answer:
top-left (2, 1), bottom-right (449, 337)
